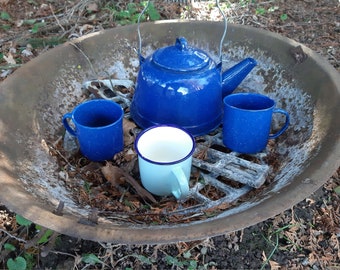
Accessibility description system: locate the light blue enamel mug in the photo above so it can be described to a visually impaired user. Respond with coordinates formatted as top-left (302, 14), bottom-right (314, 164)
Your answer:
top-left (135, 125), bottom-right (195, 200)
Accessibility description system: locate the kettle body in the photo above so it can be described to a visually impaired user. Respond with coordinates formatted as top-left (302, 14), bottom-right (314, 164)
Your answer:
top-left (130, 37), bottom-right (257, 136)
top-left (131, 55), bottom-right (222, 136)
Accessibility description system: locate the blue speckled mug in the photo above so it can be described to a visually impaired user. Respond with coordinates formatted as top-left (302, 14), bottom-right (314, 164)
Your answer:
top-left (62, 99), bottom-right (124, 162)
top-left (223, 93), bottom-right (290, 154)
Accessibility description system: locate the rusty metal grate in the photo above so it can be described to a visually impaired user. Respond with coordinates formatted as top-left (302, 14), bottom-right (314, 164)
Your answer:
top-left (83, 79), bottom-right (271, 218)
top-left (173, 129), bottom-right (271, 216)
top-left (193, 130), bottom-right (269, 189)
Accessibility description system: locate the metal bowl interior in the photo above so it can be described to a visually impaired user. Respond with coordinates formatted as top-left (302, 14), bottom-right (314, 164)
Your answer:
top-left (0, 21), bottom-right (339, 244)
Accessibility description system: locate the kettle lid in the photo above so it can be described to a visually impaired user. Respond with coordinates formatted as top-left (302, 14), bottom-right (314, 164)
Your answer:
top-left (152, 37), bottom-right (210, 72)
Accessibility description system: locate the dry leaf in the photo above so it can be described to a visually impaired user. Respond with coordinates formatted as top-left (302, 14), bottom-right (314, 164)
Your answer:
top-left (101, 162), bottom-right (125, 187)
top-left (269, 260), bottom-right (281, 269)
top-left (262, 250), bottom-right (267, 262)
top-left (101, 162), bottom-right (157, 204)
top-left (4, 53), bottom-right (16, 65)
top-left (123, 118), bottom-right (137, 131)
top-left (124, 148), bottom-right (137, 162)
top-left (123, 119), bottom-right (137, 146)
top-left (79, 24), bottom-right (94, 35)
top-left (86, 2), bottom-right (99, 12)
top-left (22, 44), bottom-right (33, 57)
top-left (204, 202), bottom-right (230, 214)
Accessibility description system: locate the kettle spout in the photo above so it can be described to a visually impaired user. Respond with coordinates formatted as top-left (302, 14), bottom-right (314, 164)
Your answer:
top-left (221, 57), bottom-right (257, 98)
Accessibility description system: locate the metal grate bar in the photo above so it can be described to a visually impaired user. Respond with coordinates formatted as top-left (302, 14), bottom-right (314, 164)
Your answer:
top-left (171, 172), bottom-right (252, 215)
top-left (193, 147), bottom-right (269, 188)
top-left (192, 129), bottom-right (270, 188)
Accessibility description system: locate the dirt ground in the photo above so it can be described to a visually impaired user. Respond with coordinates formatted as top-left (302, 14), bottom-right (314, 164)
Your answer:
top-left (0, 0), bottom-right (339, 269)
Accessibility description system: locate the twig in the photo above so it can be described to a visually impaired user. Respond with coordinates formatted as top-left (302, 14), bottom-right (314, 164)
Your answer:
top-left (168, 203), bottom-right (205, 215)
top-left (0, 64), bottom-right (22, 70)
top-left (24, 228), bottom-right (49, 249)
top-left (48, 250), bottom-right (77, 258)
top-left (46, 140), bottom-right (74, 168)
top-left (70, 42), bottom-right (98, 78)
top-left (0, 228), bottom-right (27, 243)
top-left (50, 4), bottom-right (66, 33)
top-left (40, 231), bottom-right (60, 257)
top-left (101, 162), bottom-right (157, 204)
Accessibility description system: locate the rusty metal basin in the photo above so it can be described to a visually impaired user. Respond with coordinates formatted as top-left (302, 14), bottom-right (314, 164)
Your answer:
top-left (0, 21), bottom-right (339, 244)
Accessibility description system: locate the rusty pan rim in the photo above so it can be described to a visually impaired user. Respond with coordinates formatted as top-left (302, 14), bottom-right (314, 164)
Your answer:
top-left (0, 21), bottom-right (339, 244)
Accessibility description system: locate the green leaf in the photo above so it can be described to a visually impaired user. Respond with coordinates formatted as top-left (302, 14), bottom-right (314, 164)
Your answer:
top-left (37, 229), bottom-right (54, 244)
top-left (82, 254), bottom-right (103, 265)
top-left (147, 4), bottom-right (160, 21)
top-left (31, 22), bottom-right (46, 34)
top-left (116, 10), bottom-right (130, 20)
top-left (141, 1), bottom-right (148, 8)
top-left (200, 246), bottom-right (208, 255)
top-left (183, 251), bottom-right (191, 259)
top-left (205, 261), bottom-right (217, 267)
top-left (131, 254), bottom-right (153, 265)
top-left (127, 3), bottom-right (137, 15)
top-left (23, 19), bottom-right (36, 25)
top-left (23, 253), bottom-right (35, 270)
top-left (255, 8), bottom-right (266, 15)
top-left (165, 255), bottom-right (183, 267)
top-left (0, 11), bottom-right (11, 21)
top-left (4, 243), bottom-right (16, 251)
top-left (7, 257), bottom-right (27, 270)
top-left (83, 181), bottom-right (91, 193)
top-left (15, 214), bottom-right (32, 226)
top-left (1, 24), bottom-right (11, 30)
top-left (187, 260), bottom-right (197, 270)
top-left (131, 13), bottom-right (141, 23)
top-left (334, 185), bottom-right (340, 195)
top-left (280, 13), bottom-right (288, 21)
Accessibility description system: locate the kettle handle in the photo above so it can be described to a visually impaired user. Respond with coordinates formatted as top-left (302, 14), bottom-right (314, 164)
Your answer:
top-left (137, 1), bottom-right (150, 63)
top-left (137, 0), bottom-right (227, 64)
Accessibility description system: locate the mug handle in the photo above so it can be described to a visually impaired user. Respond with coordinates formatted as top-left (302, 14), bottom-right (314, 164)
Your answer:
top-left (171, 166), bottom-right (190, 200)
top-left (62, 113), bottom-right (77, 136)
top-left (269, 108), bottom-right (290, 139)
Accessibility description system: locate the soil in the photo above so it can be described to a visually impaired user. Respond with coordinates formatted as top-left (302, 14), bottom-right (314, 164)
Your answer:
top-left (0, 0), bottom-right (339, 269)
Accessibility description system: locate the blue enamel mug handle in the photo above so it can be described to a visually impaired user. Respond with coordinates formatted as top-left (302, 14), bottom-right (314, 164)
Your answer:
top-left (269, 108), bottom-right (290, 139)
top-left (62, 113), bottom-right (77, 136)
top-left (171, 166), bottom-right (190, 200)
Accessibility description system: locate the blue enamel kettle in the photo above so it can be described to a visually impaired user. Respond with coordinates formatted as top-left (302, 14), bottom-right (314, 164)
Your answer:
top-left (130, 2), bottom-right (257, 136)
top-left (130, 36), bottom-right (257, 136)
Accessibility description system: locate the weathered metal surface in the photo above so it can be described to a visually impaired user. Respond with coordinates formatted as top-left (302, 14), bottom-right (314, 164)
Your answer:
top-left (192, 130), bottom-right (270, 188)
top-left (0, 21), bottom-right (339, 244)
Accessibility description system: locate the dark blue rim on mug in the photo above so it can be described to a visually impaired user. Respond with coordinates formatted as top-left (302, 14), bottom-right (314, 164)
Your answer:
top-left (223, 92), bottom-right (275, 111)
top-left (62, 99), bottom-right (124, 137)
top-left (134, 125), bottom-right (196, 165)
top-left (72, 99), bottom-right (124, 129)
